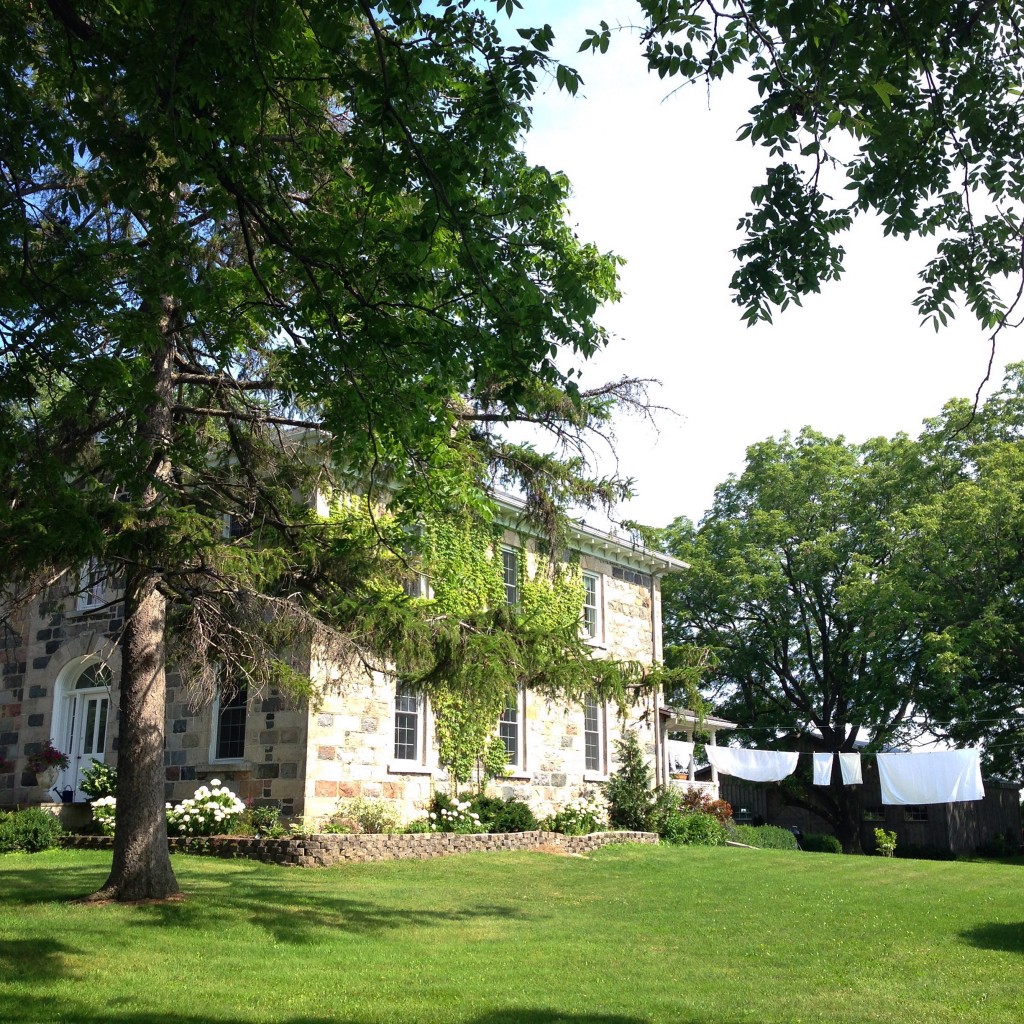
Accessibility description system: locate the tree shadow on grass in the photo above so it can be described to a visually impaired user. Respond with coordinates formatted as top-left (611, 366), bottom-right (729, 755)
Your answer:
top-left (959, 922), bottom-right (1024, 954)
top-left (2, 858), bottom-right (535, 945)
top-left (0, 1004), bottom-right (654, 1024)
top-left (0, 938), bottom-right (78, 982)
top-left (127, 882), bottom-right (531, 944)
top-left (0, 862), bottom-right (109, 906)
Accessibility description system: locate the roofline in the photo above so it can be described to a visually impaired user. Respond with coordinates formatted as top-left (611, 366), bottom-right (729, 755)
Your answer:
top-left (660, 706), bottom-right (737, 730)
top-left (491, 491), bottom-right (689, 576)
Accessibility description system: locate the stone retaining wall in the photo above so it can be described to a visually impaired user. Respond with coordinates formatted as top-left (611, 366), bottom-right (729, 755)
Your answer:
top-left (62, 829), bottom-right (658, 867)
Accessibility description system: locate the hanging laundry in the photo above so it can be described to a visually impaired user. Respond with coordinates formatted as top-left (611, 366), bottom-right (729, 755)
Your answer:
top-left (666, 740), bottom-right (695, 774)
top-left (838, 752), bottom-right (863, 786)
top-left (876, 749), bottom-right (984, 805)
top-left (812, 752), bottom-right (833, 786)
top-left (705, 746), bottom-right (799, 783)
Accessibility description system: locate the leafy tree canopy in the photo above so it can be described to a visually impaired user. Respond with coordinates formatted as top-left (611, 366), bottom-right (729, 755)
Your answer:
top-left (659, 366), bottom-right (1024, 848)
top-left (577, 0), bottom-right (1024, 333)
top-left (0, 0), bottom-right (651, 900)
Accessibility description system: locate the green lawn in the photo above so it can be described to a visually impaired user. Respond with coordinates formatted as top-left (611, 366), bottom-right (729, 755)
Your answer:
top-left (1, 845), bottom-right (1022, 1024)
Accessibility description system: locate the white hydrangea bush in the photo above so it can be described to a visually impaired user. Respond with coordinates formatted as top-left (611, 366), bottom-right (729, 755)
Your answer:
top-left (543, 790), bottom-right (608, 836)
top-left (89, 780), bottom-right (246, 838)
top-left (166, 779), bottom-right (246, 837)
top-left (429, 799), bottom-right (486, 834)
top-left (91, 794), bottom-right (117, 836)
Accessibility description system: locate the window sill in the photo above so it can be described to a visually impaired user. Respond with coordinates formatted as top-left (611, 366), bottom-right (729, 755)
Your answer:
top-left (584, 638), bottom-right (608, 652)
top-left (388, 761), bottom-right (433, 776)
top-left (583, 771), bottom-right (609, 784)
top-left (496, 770), bottom-right (531, 781)
top-left (66, 604), bottom-right (106, 618)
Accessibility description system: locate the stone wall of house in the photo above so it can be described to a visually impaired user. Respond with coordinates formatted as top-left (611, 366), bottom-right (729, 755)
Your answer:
top-left (63, 829), bottom-right (659, 867)
top-left (0, 587), bottom-right (122, 807)
top-left (4, 539), bottom-right (671, 826)
top-left (0, 604), bottom-right (28, 798)
top-left (161, 674), bottom-right (310, 816)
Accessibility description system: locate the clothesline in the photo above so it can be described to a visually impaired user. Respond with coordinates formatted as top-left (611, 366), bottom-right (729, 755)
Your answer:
top-left (675, 745), bottom-right (988, 806)
top-left (688, 715), bottom-right (1024, 732)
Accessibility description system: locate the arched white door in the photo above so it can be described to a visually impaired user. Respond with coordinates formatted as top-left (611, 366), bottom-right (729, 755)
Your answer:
top-left (55, 660), bottom-right (111, 800)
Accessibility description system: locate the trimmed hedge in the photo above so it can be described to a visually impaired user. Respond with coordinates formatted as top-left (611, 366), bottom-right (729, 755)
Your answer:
top-left (801, 833), bottom-right (843, 854)
top-left (0, 808), bottom-right (65, 853)
top-left (730, 824), bottom-right (799, 851)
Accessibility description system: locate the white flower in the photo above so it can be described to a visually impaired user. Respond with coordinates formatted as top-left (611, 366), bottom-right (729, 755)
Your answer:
top-left (210, 779), bottom-right (221, 787)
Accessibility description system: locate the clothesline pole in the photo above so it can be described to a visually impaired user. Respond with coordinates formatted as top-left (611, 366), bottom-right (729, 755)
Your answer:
top-left (709, 730), bottom-right (719, 788)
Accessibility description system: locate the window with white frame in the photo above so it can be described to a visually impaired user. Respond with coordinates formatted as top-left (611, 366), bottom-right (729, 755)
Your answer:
top-left (76, 558), bottom-right (105, 611)
top-left (502, 547), bottom-right (519, 607)
top-left (582, 571), bottom-right (600, 640)
top-left (584, 695), bottom-right (603, 773)
top-left (498, 689), bottom-right (524, 769)
top-left (211, 685), bottom-right (247, 762)
top-left (393, 684), bottom-right (422, 762)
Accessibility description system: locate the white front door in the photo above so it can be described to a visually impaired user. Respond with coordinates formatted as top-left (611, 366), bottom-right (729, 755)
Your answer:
top-left (63, 690), bottom-right (109, 800)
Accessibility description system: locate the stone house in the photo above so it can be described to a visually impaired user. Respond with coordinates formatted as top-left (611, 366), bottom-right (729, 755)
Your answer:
top-left (0, 498), bottom-right (688, 824)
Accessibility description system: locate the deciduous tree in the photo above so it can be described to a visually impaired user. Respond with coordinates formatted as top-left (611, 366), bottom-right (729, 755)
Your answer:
top-left (660, 369), bottom-right (1024, 849)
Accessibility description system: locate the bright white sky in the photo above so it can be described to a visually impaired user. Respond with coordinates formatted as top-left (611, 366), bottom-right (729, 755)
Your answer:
top-left (508, 1), bottom-right (1021, 529)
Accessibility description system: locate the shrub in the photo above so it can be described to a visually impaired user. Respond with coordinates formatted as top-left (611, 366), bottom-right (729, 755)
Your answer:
top-left (873, 828), bottom-right (898, 858)
top-left (0, 807), bottom-right (65, 853)
top-left (487, 798), bottom-right (538, 834)
top-left (166, 780), bottom-right (246, 837)
top-left (79, 761), bottom-right (118, 800)
top-left (328, 797), bottom-right (401, 835)
top-left (658, 811), bottom-right (728, 846)
top-left (466, 794), bottom-right (508, 829)
top-left (604, 732), bottom-right (654, 831)
top-left (91, 795), bottom-right (117, 835)
top-left (673, 787), bottom-right (733, 824)
top-left (427, 793), bottom-right (486, 833)
top-left (802, 833), bottom-right (843, 854)
top-left (460, 790), bottom-right (540, 831)
top-left (729, 823), bottom-right (799, 850)
top-left (402, 818), bottom-right (432, 834)
top-left (540, 791), bottom-right (607, 836)
top-left (319, 820), bottom-right (351, 835)
top-left (244, 805), bottom-right (286, 838)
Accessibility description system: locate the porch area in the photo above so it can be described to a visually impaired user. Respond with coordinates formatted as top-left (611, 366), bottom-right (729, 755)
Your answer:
top-left (659, 706), bottom-right (736, 801)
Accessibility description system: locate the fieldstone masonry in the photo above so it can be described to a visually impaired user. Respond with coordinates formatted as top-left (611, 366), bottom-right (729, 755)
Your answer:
top-left (3, 525), bottom-right (676, 828)
top-left (63, 829), bottom-right (659, 867)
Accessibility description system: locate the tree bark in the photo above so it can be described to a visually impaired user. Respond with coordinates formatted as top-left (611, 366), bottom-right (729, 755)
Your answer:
top-left (832, 784), bottom-right (865, 855)
top-left (98, 569), bottom-right (180, 900)
top-left (94, 298), bottom-right (180, 901)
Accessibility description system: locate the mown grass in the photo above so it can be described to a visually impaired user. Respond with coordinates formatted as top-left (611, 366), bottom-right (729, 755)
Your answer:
top-left (1, 845), bottom-right (1022, 1024)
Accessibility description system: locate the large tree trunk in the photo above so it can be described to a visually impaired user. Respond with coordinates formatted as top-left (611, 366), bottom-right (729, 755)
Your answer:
top-left (832, 785), bottom-right (865, 854)
top-left (98, 571), bottom-right (180, 900)
top-left (94, 298), bottom-right (180, 901)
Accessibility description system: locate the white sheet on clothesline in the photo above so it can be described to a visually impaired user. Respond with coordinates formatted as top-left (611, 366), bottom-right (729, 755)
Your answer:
top-left (666, 740), bottom-right (695, 774)
top-left (838, 752), bottom-right (863, 786)
top-left (812, 752), bottom-right (833, 786)
top-left (705, 746), bottom-right (799, 782)
top-left (813, 751), bottom-right (863, 785)
top-left (876, 749), bottom-right (984, 805)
